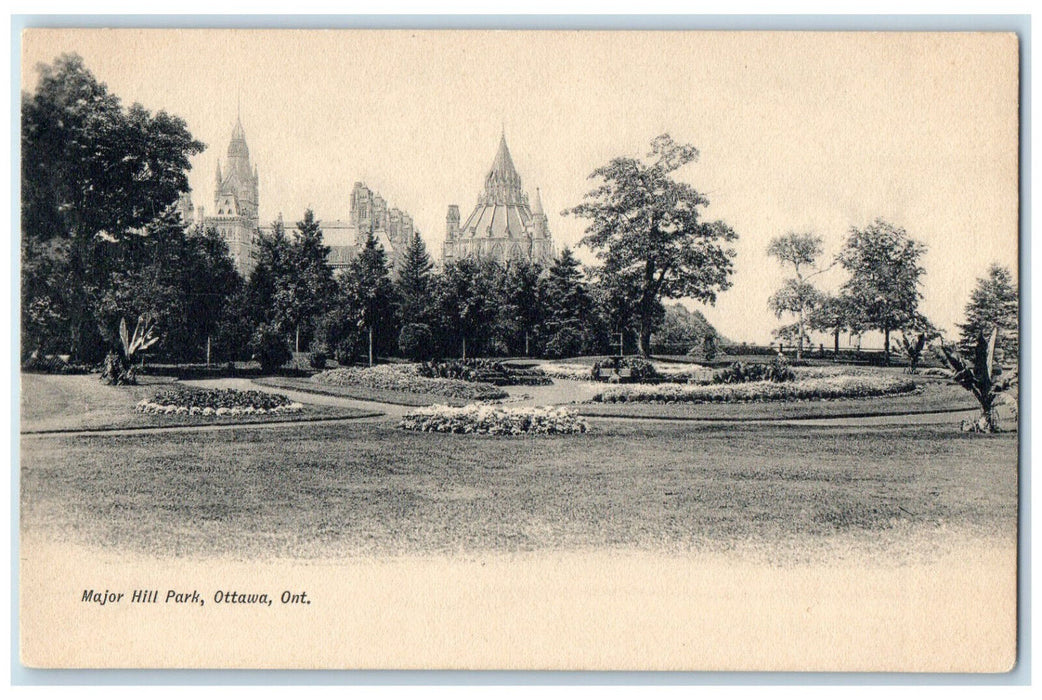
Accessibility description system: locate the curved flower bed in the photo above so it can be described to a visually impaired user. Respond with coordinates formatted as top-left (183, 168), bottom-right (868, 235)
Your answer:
top-left (314, 365), bottom-right (507, 400)
top-left (398, 404), bottom-right (588, 435)
top-left (137, 387), bottom-right (304, 415)
top-left (590, 375), bottom-right (918, 404)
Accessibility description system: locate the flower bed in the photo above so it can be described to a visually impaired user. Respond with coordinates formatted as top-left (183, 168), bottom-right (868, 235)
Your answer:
top-left (417, 359), bottom-right (552, 386)
top-left (536, 363), bottom-right (598, 381)
top-left (313, 364), bottom-right (508, 400)
top-left (137, 387), bottom-right (304, 415)
top-left (590, 375), bottom-right (918, 404)
top-left (398, 404), bottom-right (587, 435)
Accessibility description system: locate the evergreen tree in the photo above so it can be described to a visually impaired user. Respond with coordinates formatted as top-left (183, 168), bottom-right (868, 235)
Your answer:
top-left (434, 257), bottom-right (500, 360)
top-left (341, 231), bottom-right (397, 366)
top-left (539, 247), bottom-right (592, 358)
top-left (957, 264), bottom-right (1018, 364)
top-left (394, 231), bottom-right (434, 328)
top-left (272, 209), bottom-right (336, 352)
top-left (499, 259), bottom-right (544, 356)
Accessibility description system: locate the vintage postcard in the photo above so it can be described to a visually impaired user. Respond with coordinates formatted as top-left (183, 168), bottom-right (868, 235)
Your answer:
top-left (17, 28), bottom-right (1020, 671)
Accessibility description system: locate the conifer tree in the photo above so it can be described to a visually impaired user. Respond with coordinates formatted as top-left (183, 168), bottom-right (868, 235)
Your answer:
top-left (342, 231), bottom-right (396, 366)
top-left (957, 263), bottom-right (1018, 364)
top-left (394, 231), bottom-right (434, 327)
top-left (499, 259), bottom-right (543, 356)
top-left (539, 247), bottom-right (591, 358)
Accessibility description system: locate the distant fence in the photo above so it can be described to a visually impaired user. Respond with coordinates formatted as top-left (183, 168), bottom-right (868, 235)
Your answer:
top-left (651, 343), bottom-right (943, 368)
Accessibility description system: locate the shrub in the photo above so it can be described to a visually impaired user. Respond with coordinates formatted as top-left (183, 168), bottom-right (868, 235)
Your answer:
top-left (417, 359), bottom-right (551, 386)
top-left (136, 387), bottom-right (303, 415)
top-left (713, 357), bottom-right (795, 384)
top-left (21, 352), bottom-right (94, 375)
top-left (590, 375), bottom-right (917, 404)
top-left (250, 324), bottom-right (291, 373)
top-left (398, 404), bottom-right (587, 435)
top-left (399, 323), bottom-right (434, 362)
top-left (590, 356), bottom-right (660, 382)
top-left (314, 364), bottom-right (508, 400)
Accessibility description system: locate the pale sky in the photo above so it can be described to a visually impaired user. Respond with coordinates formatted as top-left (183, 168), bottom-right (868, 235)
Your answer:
top-left (22, 29), bottom-right (1019, 345)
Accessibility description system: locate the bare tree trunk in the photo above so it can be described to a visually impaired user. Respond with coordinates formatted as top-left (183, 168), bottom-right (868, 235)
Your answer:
top-left (462, 336), bottom-right (467, 361)
top-left (883, 327), bottom-right (891, 366)
top-left (368, 326), bottom-right (374, 367)
top-left (524, 330), bottom-right (529, 357)
top-left (206, 335), bottom-right (211, 366)
top-left (295, 325), bottom-right (300, 354)
top-left (796, 310), bottom-right (804, 361)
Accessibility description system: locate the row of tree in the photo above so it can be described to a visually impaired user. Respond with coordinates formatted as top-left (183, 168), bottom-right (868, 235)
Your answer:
top-left (766, 223), bottom-right (1018, 367)
top-left (20, 53), bottom-right (1016, 371)
top-left (212, 213), bottom-right (692, 366)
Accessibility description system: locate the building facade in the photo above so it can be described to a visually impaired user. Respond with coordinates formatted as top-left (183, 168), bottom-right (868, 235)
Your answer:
top-left (443, 134), bottom-right (555, 266)
top-left (185, 116), bottom-right (423, 278)
top-left (199, 116), bottom-right (261, 277)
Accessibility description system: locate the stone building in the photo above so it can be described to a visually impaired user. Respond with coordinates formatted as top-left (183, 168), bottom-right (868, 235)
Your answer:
top-left (443, 134), bottom-right (554, 266)
top-left (199, 115), bottom-right (261, 277)
top-left (186, 115), bottom-right (422, 277)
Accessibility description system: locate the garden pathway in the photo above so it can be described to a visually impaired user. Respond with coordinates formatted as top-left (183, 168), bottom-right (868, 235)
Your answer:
top-left (181, 377), bottom-right (409, 419)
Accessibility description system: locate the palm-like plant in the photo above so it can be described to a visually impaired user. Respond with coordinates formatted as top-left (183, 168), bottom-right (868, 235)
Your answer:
top-left (939, 328), bottom-right (1013, 432)
top-left (119, 314), bottom-right (159, 364)
top-left (102, 315), bottom-right (159, 385)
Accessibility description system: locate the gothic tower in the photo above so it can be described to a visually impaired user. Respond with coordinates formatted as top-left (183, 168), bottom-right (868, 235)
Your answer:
top-left (443, 133), bottom-right (555, 266)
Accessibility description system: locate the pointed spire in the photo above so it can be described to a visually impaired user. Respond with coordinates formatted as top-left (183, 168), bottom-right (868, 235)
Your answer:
top-left (489, 132), bottom-right (519, 181)
top-left (215, 159), bottom-right (222, 184)
top-left (532, 187), bottom-right (544, 215)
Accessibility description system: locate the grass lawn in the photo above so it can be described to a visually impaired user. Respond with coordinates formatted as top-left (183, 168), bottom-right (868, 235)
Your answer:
top-left (20, 373), bottom-right (378, 433)
top-left (21, 416), bottom-right (1017, 560)
top-left (253, 375), bottom-right (474, 407)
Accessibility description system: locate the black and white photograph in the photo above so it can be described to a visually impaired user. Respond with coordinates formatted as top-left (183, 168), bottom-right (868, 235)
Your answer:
top-left (16, 28), bottom-right (1020, 671)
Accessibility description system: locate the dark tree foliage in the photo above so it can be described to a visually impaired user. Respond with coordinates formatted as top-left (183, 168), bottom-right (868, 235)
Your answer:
top-left (538, 248), bottom-right (593, 359)
top-left (341, 231), bottom-right (397, 366)
top-left (395, 231), bottom-right (435, 328)
top-left (21, 53), bottom-right (204, 361)
top-left (434, 257), bottom-right (501, 360)
top-left (565, 134), bottom-right (738, 356)
top-left (957, 263), bottom-right (1018, 365)
top-left (498, 259), bottom-right (544, 357)
top-left (272, 209), bottom-right (337, 352)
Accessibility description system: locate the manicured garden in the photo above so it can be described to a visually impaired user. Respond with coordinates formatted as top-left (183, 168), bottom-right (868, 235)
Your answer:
top-left (20, 374), bottom-right (377, 433)
top-left (313, 364), bottom-right (508, 401)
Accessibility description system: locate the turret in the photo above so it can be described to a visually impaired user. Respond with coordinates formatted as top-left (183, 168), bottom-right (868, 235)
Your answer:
top-left (446, 205), bottom-right (460, 239)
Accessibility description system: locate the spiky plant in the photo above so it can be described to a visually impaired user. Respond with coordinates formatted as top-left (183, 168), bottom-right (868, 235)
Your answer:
top-left (939, 328), bottom-right (1013, 432)
top-left (102, 315), bottom-right (159, 385)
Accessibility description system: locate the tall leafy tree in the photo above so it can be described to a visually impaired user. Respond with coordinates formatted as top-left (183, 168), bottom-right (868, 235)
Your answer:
top-left (21, 53), bottom-right (204, 360)
top-left (766, 231), bottom-right (826, 361)
top-left (808, 292), bottom-right (856, 355)
top-left (341, 231), bottom-right (396, 366)
top-left (394, 231), bottom-right (435, 328)
top-left (565, 134), bottom-right (738, 356)
top-left (837, 219), bottom-right (927, 364)
top-left (188, 226), bottom-right (243, 363)
top-left (957, 263), bottom-right (1018, 364)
